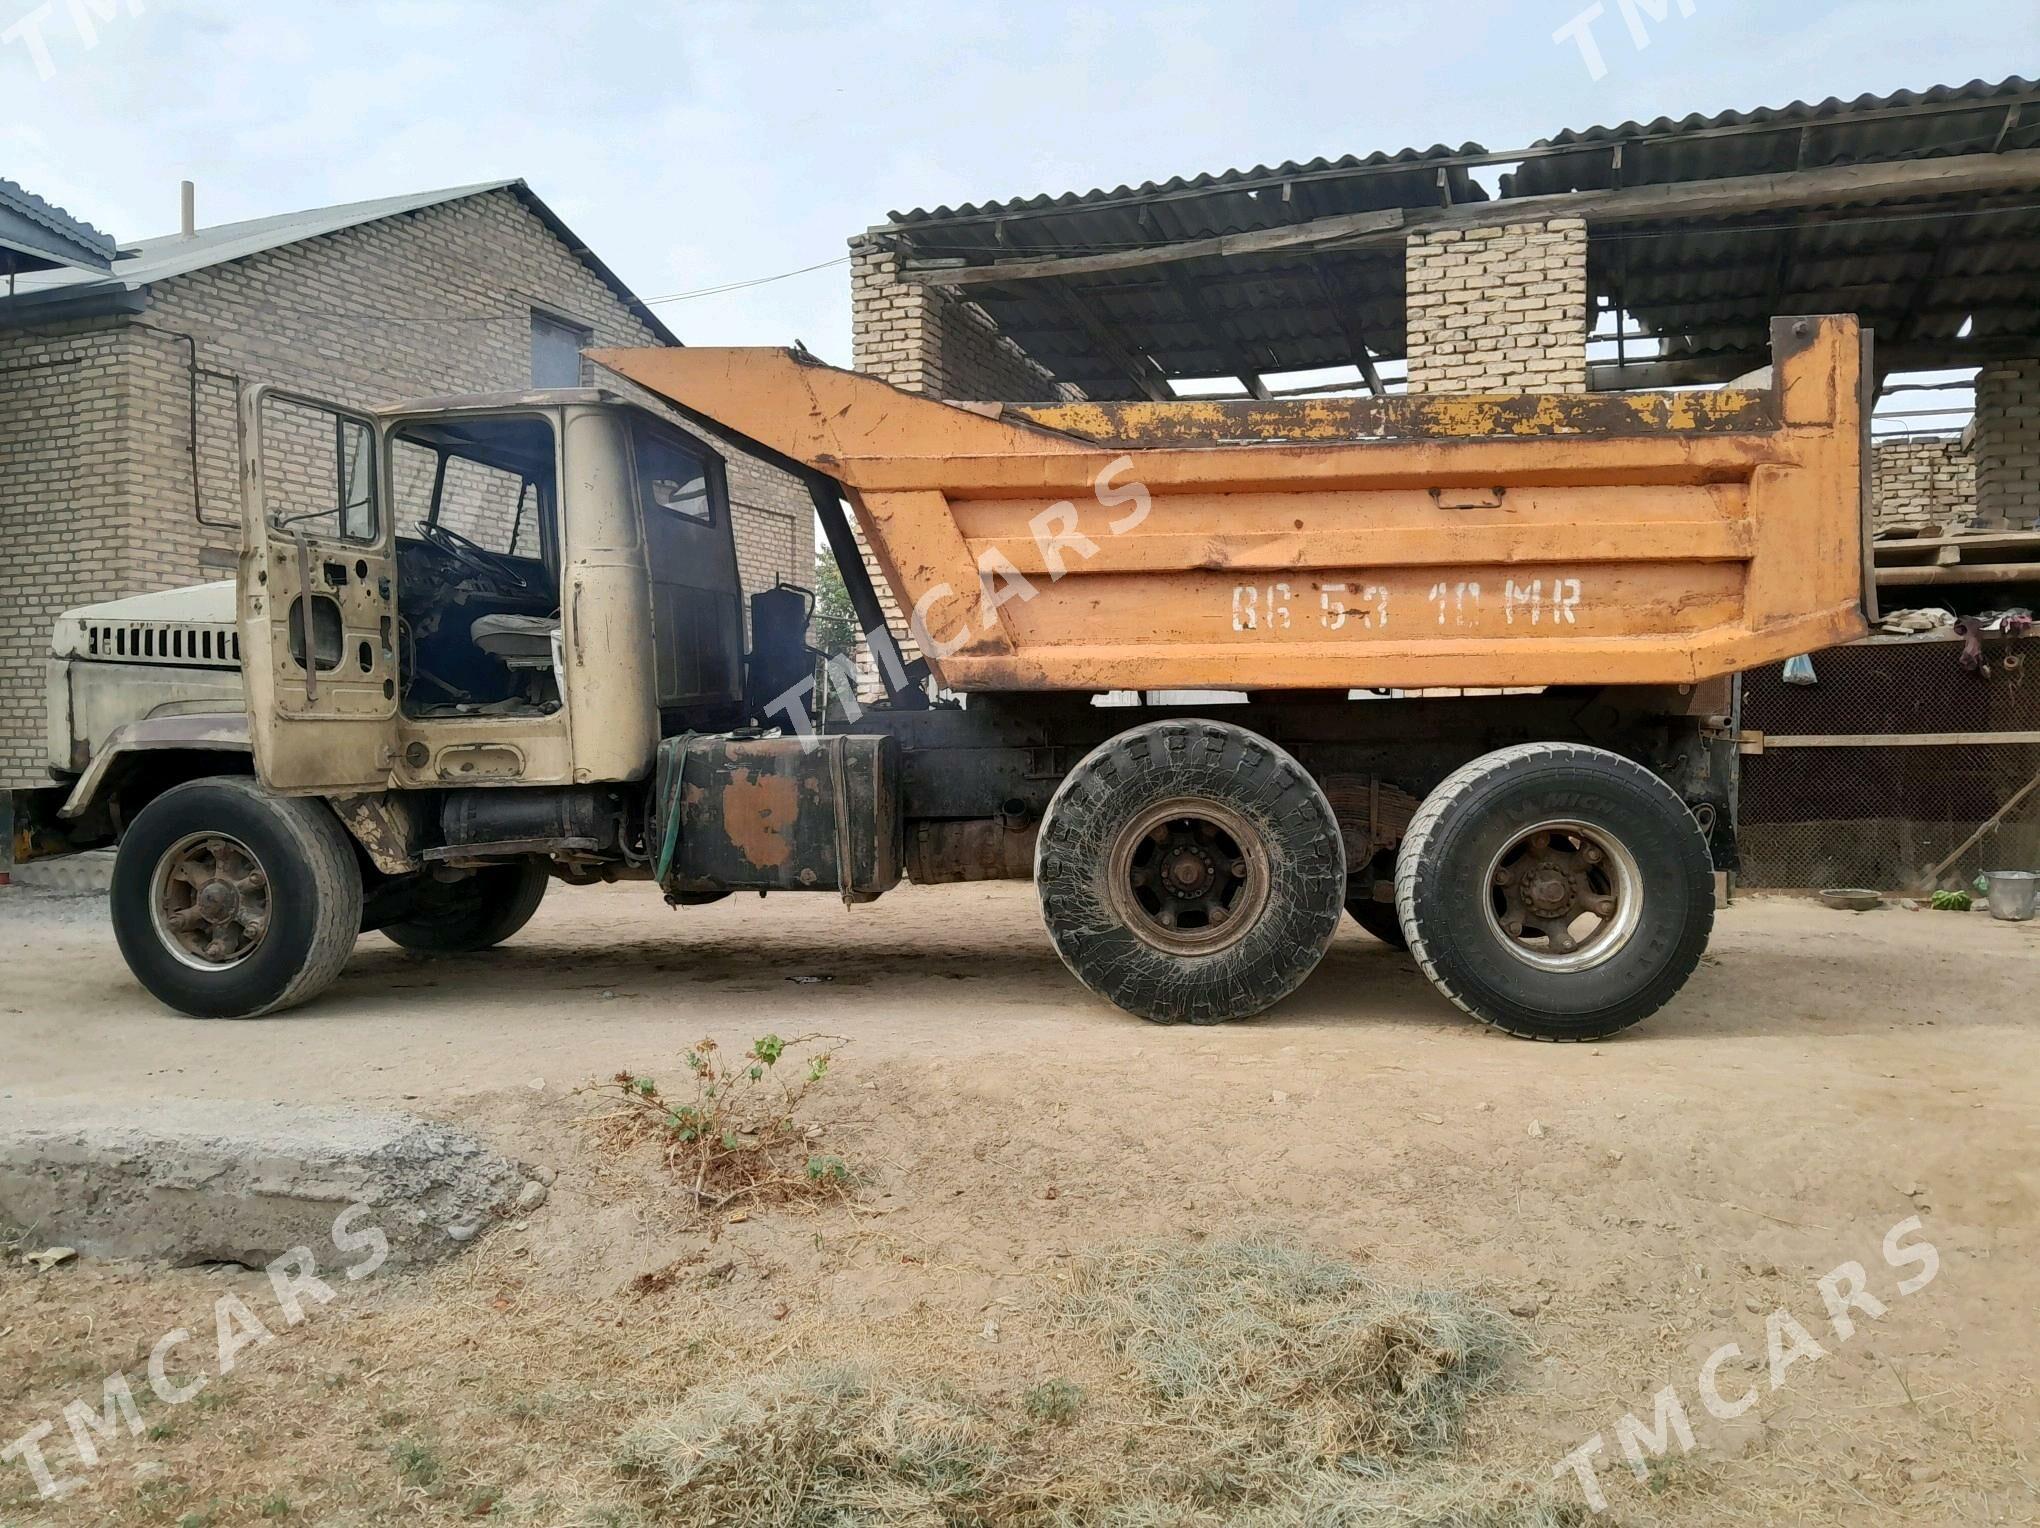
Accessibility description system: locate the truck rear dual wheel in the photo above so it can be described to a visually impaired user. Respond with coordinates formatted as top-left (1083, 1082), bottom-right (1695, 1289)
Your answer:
top-left (1394, 743), bottom-right (1715, 1041)
top-left (111, 777), bottom-right (363, 1020)
top-left (1345, 895), bottom-right (1410, 950)
top-left (382, 861), bottom-right (549, 953)
top-left (1035, 720), bottom-right (1346, 1024)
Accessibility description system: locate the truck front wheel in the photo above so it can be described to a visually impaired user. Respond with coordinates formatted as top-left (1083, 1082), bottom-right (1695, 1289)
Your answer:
top-left (1394, 743), bottom-right (1714, 1041)
top-left (382, 861), bottom-right (549, 953)
top-left (1035, 719), bottom-right (1345, 1024)
top-left (111, 777), bottom-right (363, 1019)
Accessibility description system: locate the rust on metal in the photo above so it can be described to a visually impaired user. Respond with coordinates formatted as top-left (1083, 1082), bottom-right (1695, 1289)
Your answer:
top-left (720, 765), bottom-right (799, 869)
top-left (328, 792), bottom-right (427, 875)
top-left (904, 817), bottom-right (1039, 883)
top-left (1001, 387), bottom-right (1776, 448)
top-left (592, 314), bottom-right (1870, 695)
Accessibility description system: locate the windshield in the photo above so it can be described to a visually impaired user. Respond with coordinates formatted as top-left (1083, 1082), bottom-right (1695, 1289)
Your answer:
top-left (390, 414), bottom-right (556, 556)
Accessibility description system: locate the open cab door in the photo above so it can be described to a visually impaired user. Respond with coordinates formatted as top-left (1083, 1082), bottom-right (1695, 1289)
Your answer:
top-left (238, 387), bottom-right (399, 793)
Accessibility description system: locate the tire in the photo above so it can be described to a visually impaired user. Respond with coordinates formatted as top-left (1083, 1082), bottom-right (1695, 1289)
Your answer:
top-left (383, 861), bottom-right (550, 953)
top-left (1395, 743), bottom-right (1714, 1042)
top-left (1035, 719), bottom-right (1345, 1024)
top-left (1345, 895), bottom-right (1410, 951)
top-left (111, 777), bottom-right (363, 1019)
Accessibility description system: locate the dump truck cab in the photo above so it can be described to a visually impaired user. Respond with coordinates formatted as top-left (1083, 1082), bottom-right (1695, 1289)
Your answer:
top-left (15, 381), bottom-right (823, 1019)
top-left (241, 385), bottom-right (745, 796)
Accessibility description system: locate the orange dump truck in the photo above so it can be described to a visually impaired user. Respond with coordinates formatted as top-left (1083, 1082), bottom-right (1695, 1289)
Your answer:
top-left (590, 313), bottom-right (1871, 1036)
top-left (16, 317), bottom-right (1869, 1037)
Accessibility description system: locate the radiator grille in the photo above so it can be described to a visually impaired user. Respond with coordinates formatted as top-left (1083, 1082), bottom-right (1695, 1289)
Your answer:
top-left (82, 621), bottom-right (242, 668)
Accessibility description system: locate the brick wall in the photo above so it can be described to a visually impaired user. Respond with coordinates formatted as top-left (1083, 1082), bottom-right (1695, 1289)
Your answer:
top-left (0, 188), bottom-right (812, 785)
top-left (0, 319), bottom-right (132, 782)
top-left (848, 241), bottom-right (1071, 403)
top-left (1404, 219), bottom-right (1588, 395)
top-left (1872, 438), bottom-right (1976, 533)
top-left (1973, 359), bottom-right (2040, 531)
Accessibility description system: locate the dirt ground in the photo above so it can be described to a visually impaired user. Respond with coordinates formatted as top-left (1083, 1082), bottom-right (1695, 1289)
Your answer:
top-left (1, 879), bottom-right (2037, 1525)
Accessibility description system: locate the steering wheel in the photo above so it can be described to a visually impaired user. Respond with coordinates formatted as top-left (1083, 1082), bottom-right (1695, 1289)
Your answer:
top-left (416, 520), bottom-right (532, 593)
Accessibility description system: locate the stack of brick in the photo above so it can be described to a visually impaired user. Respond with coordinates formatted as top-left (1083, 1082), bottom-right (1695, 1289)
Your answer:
top-left (1974, 360), bottom-right (2040, 531)
top-left (1404, 220), bottom-right (1588, 395)
top-left (1872, 438), bottom-right (1976, 533)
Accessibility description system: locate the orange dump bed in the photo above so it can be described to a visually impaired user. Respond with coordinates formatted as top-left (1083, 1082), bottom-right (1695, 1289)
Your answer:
top-left (594, 314), bottom-right (1871, 693)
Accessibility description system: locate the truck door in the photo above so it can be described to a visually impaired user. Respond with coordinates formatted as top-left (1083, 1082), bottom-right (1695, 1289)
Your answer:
top-left (238, 387), bottom-right (399, 792)
top-left (633, 420), bottom-right (744, 723)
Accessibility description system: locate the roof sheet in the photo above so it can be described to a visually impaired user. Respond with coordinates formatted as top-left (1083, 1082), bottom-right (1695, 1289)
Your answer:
top-left (1512, 78), bottom-right (2040, 368)
top-left (887, 145), bottom-right (1488, 400)
top-left (0, 180), bottom-right (678, 344)
top-left (0, 176), bottom-right (116, 275)
top-left (1506, 76), bottom-right (2039, 195)
top-left (881, 77), bottom-right (2040, 397)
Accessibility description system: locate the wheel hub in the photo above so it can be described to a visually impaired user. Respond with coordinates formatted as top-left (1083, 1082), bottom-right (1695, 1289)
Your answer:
top-left (151, 833), bottom-right (271, 970)
top-left (1485, 821), bottom-right (1642, 973)
top-left (1163, 843), bottom-right (1216, 896)
top-left (1522, 862), bottom-right (1575, 917)
top-left (1109, 800), bottom-right (1270, 956)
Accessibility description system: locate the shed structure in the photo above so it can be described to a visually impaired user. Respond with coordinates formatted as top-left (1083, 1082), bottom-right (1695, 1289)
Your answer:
top-left (845, 77), bottom-right (2040, 889)
top-left (856, 76), bottom-right (2040, 528)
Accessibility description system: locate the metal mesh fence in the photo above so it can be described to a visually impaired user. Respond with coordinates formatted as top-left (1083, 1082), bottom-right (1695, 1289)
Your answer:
top-left (1738, 633), bottom-right (2040, 892)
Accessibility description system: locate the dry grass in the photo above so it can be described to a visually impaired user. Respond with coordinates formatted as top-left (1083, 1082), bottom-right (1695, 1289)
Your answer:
top-left (1060, 1238), bottom-right (1515, 1466)
top-left (613, 1365), bottom-right (1008, 1526)
top-left (596, 1239), bottom-right (1578, 1528)
top-left (0, 1231), bottom-right (1580, 1527)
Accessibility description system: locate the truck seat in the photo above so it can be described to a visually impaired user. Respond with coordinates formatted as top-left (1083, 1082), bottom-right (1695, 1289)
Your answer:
top-left (470, 612), bottom-right (559, 671)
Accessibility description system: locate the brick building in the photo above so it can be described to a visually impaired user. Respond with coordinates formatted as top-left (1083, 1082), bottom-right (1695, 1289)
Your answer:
top-left (0, 180), bottom-right (812, 786)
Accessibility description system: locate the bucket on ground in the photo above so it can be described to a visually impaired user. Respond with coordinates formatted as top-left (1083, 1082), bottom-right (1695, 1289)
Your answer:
top-left (1984, 870), bottom-right (2038, 923)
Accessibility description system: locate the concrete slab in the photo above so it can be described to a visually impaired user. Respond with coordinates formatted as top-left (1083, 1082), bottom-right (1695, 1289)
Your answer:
top-left (0, 1096), bottom-right (532, 1268)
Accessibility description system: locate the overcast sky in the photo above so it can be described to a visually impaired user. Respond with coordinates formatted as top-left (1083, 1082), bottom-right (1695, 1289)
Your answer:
top-left (3, 0), bottom-right (2033, 365)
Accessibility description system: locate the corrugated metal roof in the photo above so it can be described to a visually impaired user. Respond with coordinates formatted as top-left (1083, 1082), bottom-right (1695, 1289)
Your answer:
top-left (0, 180), bottom-right (678, 344)
top-left (1511, 77), bottom-right (2040, 370)
top-left (886, 145), bottom-right (1486, 399)
top-left (0, 176), bottom-right (116, 275)
top-left (1505, 77), bottom-right (2039, 195)
top-left (889, 142), bottom-right (1491, 227)
top-left (881, 77), bottom-right (2040, 397)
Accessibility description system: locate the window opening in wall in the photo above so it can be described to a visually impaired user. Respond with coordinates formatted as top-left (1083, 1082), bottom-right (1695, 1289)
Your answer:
top-left (531, 311), bottom-right (592, 389)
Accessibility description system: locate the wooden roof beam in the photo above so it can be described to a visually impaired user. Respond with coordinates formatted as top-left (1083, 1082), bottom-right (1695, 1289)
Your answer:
top-left (1161, 265), bottom-right (1271, 399)
top-left (1303, 262), bottom-right (1388, 396)
top-left (1036, 283), bottom-right (1175, 402)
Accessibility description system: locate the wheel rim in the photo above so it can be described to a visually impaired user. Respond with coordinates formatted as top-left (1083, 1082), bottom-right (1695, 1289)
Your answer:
top-left (1107, 798), bottom-right (1270, 957)
top-left (150, 831), bottom-right (272, 971)
top-left (1483, 818), bottom-right (1642, 973)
